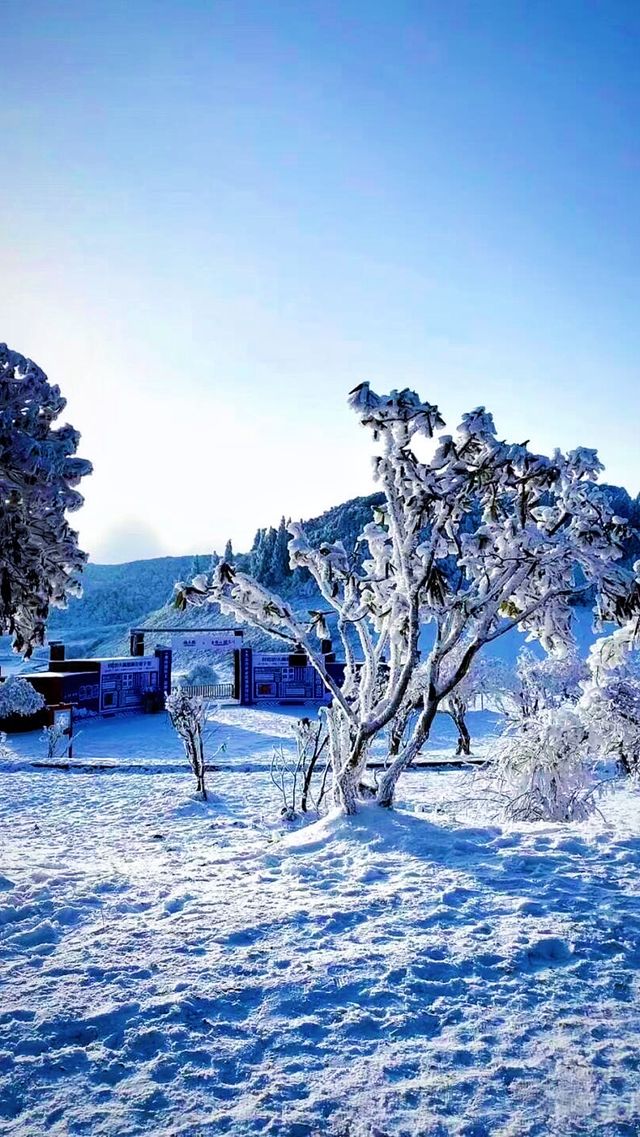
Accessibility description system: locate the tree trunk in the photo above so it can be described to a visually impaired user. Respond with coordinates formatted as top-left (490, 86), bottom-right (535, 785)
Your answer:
top-left (197, 733), bottom-right (207, 800)
top-left (334, 766), bottom-right (359, 815)
top-left (330, 732), bottom-right (371, 816)
top-left (451, 710), bottom-right (471, 756)
top-left (389, 700), bottom-right (414, 757)
top-left (376, 700), bottom-right (438, 808)
top-left (300, 733), bottom-right (327, 812)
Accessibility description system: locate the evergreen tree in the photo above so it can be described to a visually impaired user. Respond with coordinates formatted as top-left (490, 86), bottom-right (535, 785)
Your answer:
top-left (257, 527), bottom-right (277, 584)
top-left (0, 343), bottom-right (92, 655)
top-left (249, 529), bottom-right (264, 576)
top-left (190, 554), bottom-right (207, 578)
top-left (271, 517), bottom-right (291, 585)
top-left (224, 538), bottom-right (234, 563)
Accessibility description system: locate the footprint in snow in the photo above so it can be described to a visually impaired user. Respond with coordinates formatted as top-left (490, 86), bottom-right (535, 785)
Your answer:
top-left (163, 893), bottom-right (193, 915)
top-left (514, 936), bottom-right (573, 970)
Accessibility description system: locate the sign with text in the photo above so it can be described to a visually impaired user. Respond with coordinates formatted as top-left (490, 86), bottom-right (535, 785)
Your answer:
top-left (53, 708), bottom-right (72, 732)
top-left (172, 632), bottom-right (241, 653)
top-left (103, 657), bottom-right (158, 673)
top-left (253, 653), bottom-right (294, 668)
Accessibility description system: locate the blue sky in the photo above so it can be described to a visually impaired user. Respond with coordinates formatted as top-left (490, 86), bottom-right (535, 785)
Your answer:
top-left (2, 1), bottom-right (639, 561)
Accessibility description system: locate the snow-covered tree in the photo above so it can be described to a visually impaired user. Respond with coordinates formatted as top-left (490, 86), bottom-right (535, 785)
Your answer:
top-left (249, 529), bottom-right (264, 577)
top-left (442, 657), bottom-right (501, 755)
top-left (223, 539), bottom-right (234, 564)
top-left (257, 526), bottom-right (277, 585)
top-left (165, 689), bottom-right (209, 799)
top-left (0, 344), bottom-right (92, 656)
top-left (271, 516), bottom-right (291, 586)
top-left (0, 676), bottom-right (45, 718)
top-left (389, 654), bottom-right (500, 759)
top-left (189, 555), bottom-right (208, 579)
top-left (176, 384), bottom-right (637, 814)
top-left (495, 648), bottom-right (588, 722)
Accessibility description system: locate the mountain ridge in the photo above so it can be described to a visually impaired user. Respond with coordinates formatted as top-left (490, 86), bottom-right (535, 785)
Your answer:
top-left (46, 483), bottom-right (640, 660)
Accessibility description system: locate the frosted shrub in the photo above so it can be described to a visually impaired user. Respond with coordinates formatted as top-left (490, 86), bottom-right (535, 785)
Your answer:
top-left (493, 706), bottom-right (600, 822)
top-left (500, 649), bottom-right (588, 722)
top-left (269, 745), bottom-right (299, 821)
top-left (0, 732), bottom-right (14, 763)
top-left (166, 690), bottom-right (209, 799)
top-left (42, 722), bottom-right (71, 762)
top-left (270, 717), bottom-right (330, 820)
top-left (182, 662), bottom-right (219, 687)
top-left (0, 676), bottom-right (45, 718)
top-left (578, 610), bottom-right (640, 777)
top-left (581, 675), bottom-right (640, 778)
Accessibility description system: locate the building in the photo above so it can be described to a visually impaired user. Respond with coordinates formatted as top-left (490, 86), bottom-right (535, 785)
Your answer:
top-left (238, 647), bottom-right (345, 706)
top-left (248, 651), bottom-right (330, 704)
top-left (16, 643), bottom-right (172, 716)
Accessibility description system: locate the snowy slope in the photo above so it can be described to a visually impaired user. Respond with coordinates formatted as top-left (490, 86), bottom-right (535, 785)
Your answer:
top-left (1, 709), bottom-right (640, 1136)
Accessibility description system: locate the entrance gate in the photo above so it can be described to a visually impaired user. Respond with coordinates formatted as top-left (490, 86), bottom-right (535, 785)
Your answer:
top-left (129, 629), bottom-right (345, 707)
top-left (129, 627), bottom-right (244, 703)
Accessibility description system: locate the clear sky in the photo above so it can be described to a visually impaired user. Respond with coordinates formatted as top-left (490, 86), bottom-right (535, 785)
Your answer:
top-left (2, 1), bottom-right (639, 563)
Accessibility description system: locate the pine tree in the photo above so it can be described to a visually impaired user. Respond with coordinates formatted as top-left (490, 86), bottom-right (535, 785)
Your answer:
top-left (271, 517), bottom-right (291, 585)
top-left (190, 554), bottom-right (207, 579)
top-left (257, 527), bottom-right (277, 584)
top-left (0, 343), bottom-right (92, 656)
top-left (250, 529), bottom-right (264, 576)
top-left (224, 538), bottom-right (234, 564)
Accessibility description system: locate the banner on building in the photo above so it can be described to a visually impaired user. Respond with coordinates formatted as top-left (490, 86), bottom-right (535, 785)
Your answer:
top-left (172, 632), bottom-right (241, 653)
top-left (103, 657), bottom-right (158, 673)
top-left (253, 653), bottom-right (293, 668)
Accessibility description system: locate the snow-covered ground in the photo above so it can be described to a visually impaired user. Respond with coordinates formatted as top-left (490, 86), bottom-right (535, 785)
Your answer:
top-left (2, 708), bottom-right (640, 1136)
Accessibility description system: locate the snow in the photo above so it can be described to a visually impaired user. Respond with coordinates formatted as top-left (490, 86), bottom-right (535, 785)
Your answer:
top-left (2, 708), bottom-right (640, 1135)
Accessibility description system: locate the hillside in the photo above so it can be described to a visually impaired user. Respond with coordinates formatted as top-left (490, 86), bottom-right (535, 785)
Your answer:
top-left (42, 494), bottom-right (384, 660)
top-left (47, 555), bottom-right (208, 635)
top-left (41, 482), bottom-right (640, 664)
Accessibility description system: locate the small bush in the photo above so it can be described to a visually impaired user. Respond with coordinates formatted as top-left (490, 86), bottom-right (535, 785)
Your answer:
top-left (181, 663), bottom-right (219, 687)
top-left (581, 675), bottom-right (640, 777)
top-left (270, 717), bottom-right (330, 820)
top-left (0, 677), bottom-right (45, 719)
top-left (492, 706), bottom-right (601, 822)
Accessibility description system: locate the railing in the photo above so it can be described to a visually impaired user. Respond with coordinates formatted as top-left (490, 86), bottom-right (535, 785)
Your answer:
top-left (177, 683), bottom-right (236, 700)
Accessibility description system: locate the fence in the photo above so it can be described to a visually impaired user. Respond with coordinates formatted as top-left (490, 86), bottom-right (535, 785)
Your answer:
top-left (177, 683), bottom-right (236, 701)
